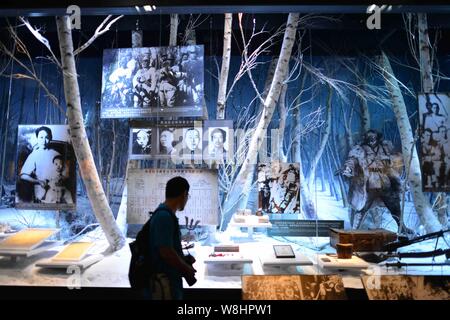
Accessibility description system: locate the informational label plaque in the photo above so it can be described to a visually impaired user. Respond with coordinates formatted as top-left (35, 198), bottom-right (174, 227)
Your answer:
top-left (267, 219), bottom-right (344, 237)
top-left (127, 168), bottom-right (219, 225)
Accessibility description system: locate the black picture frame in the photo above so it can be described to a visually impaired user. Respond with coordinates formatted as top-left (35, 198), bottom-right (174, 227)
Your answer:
top-left (101, 45), bottom-right (204, 119)
top-left (15, 125), bottom-right (77, 210)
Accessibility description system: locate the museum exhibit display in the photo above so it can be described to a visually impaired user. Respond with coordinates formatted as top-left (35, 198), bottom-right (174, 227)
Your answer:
top-left (0, 1), bottom-right (449, 302)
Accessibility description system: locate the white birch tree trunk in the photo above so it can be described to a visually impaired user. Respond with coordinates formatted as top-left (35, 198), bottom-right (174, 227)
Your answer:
top-left (360, 78), bottom-right (371, 134)
top-left (216, 13), bottom-right (233, 120)
top-left (221, 13), bottom-right (300, 230)
top-left (56, 16), bottom-right (125, 251)
top-left (381, 51), bottom-right (441, 233)
top-left (277, 82), bottom-right (288, 162)
top-left (307, 85), bottom-right (332, 189)
top-left (105, 119), bottom-right (116, 202)
top-left (418, 13), bottom-right (434, 93)
top-left (259, 58), bottom-right (278, 115)
top-left (292, 108), bottom-right (317, 219)
top-left (169, 14), bottom-right (179, 47)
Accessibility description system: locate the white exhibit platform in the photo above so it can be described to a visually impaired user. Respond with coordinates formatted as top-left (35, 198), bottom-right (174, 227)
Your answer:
top-left (228, 216), bottom-right (272, 239)
top-left (36, 254), bottom-right (104, 270)
top-left (259, 250), bottom-right (313, 267)
top-left (317, 254), bottom-right (370, 270)
top-left (204, 254), bottom-right (253, 265)
top-left (0, 240), bottom-right (61, 258)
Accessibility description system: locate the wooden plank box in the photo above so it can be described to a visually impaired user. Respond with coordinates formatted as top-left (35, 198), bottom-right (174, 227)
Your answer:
top-left (330, 228), bottom-right (397, 252)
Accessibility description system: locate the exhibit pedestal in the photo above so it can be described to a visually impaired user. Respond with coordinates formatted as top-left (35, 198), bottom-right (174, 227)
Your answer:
top-left (228, 222), bottom-right (272, 239)
top-left (259, 251), bottom-right (313, 268)
top-left (0, 241), bottom-right (61, 261)
top-left (36, 254), bottom-right (104, 270)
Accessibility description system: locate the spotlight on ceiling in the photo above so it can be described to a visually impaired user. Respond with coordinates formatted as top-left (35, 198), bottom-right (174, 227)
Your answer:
top-left (143, 5), bottom-right (156, 12)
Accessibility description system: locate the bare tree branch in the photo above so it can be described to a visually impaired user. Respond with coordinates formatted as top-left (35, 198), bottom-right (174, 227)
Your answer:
top-left (0, 35), bottom-right (64, 114)
top-left (19, 16), bottom-right (62, 68)
top-left (74, 15), bottom-right (124, 56)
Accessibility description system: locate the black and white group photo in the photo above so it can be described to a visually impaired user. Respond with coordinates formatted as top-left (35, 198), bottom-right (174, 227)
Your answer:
top-left (418, 93), bottom-right (450, 191)
top-left (101, 45), bottom-right (204, 118)
top-left (16, 125), bottom-right (76, 210)
top-left (257, 162), bottom-right (301, 214)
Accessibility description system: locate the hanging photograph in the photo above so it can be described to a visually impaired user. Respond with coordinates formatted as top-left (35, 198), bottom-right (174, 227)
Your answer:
top-left (155, 126), bottom-right (184, 160)
top-left (203, 120), bottom-right (233, 164)
top-left (361, 275), bottom-right (450, 300)
top-left (100, 45), bottom-right (204, 118)
top-left (242, 275), bottom-right (347, 300)
top-left (127, 168), bottom-right (219, 225)
top-left (129, 128), bottom-right (153, 159)
top-left (180, 127), bottom-right (203, 162)
top-left (257, 162), bottom-right (300, 214)
top-left (16, 125), bottom-right (76, 210)
top-left (418, 93), bottom-right (450, 192)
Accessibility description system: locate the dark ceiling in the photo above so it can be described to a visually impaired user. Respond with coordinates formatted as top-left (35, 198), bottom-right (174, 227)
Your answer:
top-left (1, 10), bottom-right (450, 58)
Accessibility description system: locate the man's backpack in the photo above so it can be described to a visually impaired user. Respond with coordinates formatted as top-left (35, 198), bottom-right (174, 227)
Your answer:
top-left (128, 208), bottom-right (179, 290)
top-left (128, 210), bottom-right (158, 290)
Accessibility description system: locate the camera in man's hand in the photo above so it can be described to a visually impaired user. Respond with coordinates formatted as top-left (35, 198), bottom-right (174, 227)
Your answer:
top-left (184, 254), bottom-right (197, 286)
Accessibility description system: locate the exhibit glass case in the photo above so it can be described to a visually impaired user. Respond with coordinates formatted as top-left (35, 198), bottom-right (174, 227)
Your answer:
top-left (0, 2), bottom-right (448, 300)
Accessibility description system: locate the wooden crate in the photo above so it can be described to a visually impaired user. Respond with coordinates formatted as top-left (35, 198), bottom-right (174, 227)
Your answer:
top-left (330, 228), bottom-right (397, 252)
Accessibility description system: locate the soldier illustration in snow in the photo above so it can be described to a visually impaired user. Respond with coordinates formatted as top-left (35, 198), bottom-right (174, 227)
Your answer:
top-left (340, 129), bottom-right (414, 235)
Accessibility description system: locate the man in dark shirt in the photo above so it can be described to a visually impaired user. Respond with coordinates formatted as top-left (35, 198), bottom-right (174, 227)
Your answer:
top-left (147, 176), bottom-right (196, 300)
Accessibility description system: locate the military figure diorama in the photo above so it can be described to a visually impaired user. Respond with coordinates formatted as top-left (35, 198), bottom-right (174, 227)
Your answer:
top-left (339, 129), bottom-right (414, 235)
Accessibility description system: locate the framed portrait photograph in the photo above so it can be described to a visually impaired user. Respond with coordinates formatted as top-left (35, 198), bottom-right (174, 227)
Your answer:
top-left (203, 120), bottom-right (233, 164)
top-left (418, 93), bottom-right (450, 192)
top-left (179, 127), bottom-right (203, 162)
top-left (128, 128), bottom-right (153, 159)
top-left (257, 162), bottom-right (300, 214)
top-left (100, 45), bottom-right (204, 118)
top-left (155, 126), bottom-right (184, 160)
top-left (16, 125), bottom-right (76, 210)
